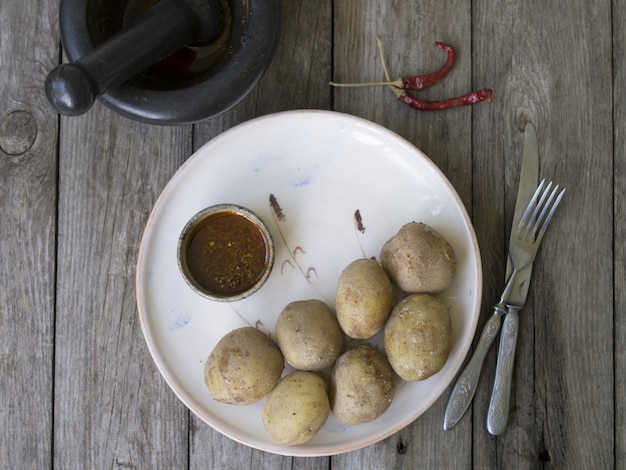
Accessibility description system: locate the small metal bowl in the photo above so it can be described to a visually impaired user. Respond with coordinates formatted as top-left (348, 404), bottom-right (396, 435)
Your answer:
top-left (177, 204), bottom-right (274, 301)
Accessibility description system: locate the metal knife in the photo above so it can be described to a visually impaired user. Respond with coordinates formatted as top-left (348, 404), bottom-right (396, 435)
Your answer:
top-left (443, 123), bottom-right (539, 431)
top-left (486, 123), bottom-right (540, 435)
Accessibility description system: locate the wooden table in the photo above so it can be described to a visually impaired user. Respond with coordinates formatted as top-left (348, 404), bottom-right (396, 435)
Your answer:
top-left (1, 0), bottom-right (622, 468)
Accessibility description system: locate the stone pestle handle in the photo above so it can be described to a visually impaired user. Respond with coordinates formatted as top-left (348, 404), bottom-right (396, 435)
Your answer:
top-left (45, 0), bottom-right (225, 116)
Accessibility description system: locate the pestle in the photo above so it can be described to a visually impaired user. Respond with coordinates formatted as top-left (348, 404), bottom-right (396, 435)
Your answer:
top-left (45, 0), bottom-right (226, 116)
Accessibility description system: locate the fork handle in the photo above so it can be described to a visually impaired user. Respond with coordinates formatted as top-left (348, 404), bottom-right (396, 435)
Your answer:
top-left (443, 310), bottom-right (503, 430)
top-left (487, 309), bottom-right (520, 435)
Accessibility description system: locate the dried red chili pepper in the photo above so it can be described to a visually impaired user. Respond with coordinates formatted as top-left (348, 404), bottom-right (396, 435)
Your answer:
top-left (394, 87), bottom-right (493, 111)
top-left (379, 39), bottom-right (492, 111)
top-left (329, 39), bottom-right (492, 111)
top-left (401, 41), bottom-right (456, 90)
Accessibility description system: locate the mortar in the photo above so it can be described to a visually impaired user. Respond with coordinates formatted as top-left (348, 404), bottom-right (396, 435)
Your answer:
top-left (45, 0), bottom-right (281, 124)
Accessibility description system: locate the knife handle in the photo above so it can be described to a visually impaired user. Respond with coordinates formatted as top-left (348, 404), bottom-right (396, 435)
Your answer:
top-left (443, 309), bottom-right (504, 430)
top-left (487, 310), bottom-right (520, 435)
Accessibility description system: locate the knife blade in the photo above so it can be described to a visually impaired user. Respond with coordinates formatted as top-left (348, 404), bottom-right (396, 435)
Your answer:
top-left (505, 123), bottom-right (540, 281)
top-left (443, 123), bottom-right (539, 431)
top-left (487, 123), bottom-right (540, 435)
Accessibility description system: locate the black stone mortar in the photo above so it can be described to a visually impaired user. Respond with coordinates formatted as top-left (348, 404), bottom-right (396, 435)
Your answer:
top-left (46, 0), bottom-right (281, 124)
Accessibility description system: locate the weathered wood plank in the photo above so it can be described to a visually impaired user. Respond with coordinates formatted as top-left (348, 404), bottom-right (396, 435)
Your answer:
top-left (473, 0), bottom-right (614, 468)
top-left (0, 0), bottom-right (59, 467)
top-left (189, 1), bottom-right (332, 468)
top-left (54, 104), bottom-right (193, 467)
top-left (614, 0), bottom-right (625, 467)
top-left (332, 1), bottom-right (475, 468)
top-left (470, 2), bottom-right (544, 467)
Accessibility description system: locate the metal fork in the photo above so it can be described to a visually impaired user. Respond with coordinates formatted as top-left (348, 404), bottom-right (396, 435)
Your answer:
top-left (508, 179), bottom-right (566, 273)
top-left (486, 178), bottom-right (566, 434)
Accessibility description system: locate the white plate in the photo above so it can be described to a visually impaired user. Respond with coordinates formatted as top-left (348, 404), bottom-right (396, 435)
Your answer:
top-left (136, 110), bottom-right (482, 456)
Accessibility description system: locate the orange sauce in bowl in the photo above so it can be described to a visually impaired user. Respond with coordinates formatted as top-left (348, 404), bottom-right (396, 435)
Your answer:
top-left (183, 210), bottom-right (271, 298)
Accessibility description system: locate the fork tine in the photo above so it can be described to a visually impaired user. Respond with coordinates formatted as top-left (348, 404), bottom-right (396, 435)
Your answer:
top-left (525, 180), bottom-right (553, 239)
top-left (517, 179), bottom-right (566, 242)
top-left (518, 179), bottom-right (545, 233)
top-left (535, 186), bottom-right (566, 241)
top-left (529, 183), bottom-right (558, 239)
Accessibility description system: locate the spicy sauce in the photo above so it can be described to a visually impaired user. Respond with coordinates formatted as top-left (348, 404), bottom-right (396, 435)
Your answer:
top-left (184, 211), bottom-right (271, 297)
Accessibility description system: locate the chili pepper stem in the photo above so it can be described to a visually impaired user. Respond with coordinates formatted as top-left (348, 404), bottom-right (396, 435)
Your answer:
top-left (328, 38), bottom-right (404, 92)
top-left (377, 38), bottom-right (393, 82)
top-left (376, 37), bottom-right (404, 99)
top-left (329, 79), bottom-right (404, 89)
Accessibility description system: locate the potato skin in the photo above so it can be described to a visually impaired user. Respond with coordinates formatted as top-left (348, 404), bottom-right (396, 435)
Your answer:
top-left (204, 327), bottom-right (284, 405)
top-left (331, 345), bottom-right (396, 425)
top-left (335, 258), bottom-right (394, 339)
top-left (384, 294), bottom-right (451, 381)
top-left (275, 299), bottom-right (343, 371)
top-left (262, 371), bottom-right (330, 446)
top-left (380, 222), bottom-right (457, 293)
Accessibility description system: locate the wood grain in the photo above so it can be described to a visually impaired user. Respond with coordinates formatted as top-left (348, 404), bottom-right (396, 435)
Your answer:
top-left (54, 106), bottom-right (193, 467)
top-left (473, 0), bottom-right (614, 468)
top-left (614, 0), bottom-right (626, 468)
top-left (0, 1), bottom-right (59, 468)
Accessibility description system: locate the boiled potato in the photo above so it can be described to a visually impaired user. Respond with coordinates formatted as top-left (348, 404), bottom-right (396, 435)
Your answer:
top-left (335, 258), bottom-right (394, 339)
top-left (204, 327), bottom-right (284, 405)
top-left (384, 293), bottom-right (451, 381)
top-left (262, 371), bottom-right (330, 446)
top-left (331, 345), bottom-right (396, 425)
top-left (380, 222), bottom-right (457, 293)
top-left (275, 299), bottom-right (343, 371)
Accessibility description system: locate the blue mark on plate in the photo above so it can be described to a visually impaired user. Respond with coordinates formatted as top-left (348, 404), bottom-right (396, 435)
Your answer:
top-left (170, 315), bottom-right (190, 330)
top-left (294, 175), bottom-right (312, 187)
